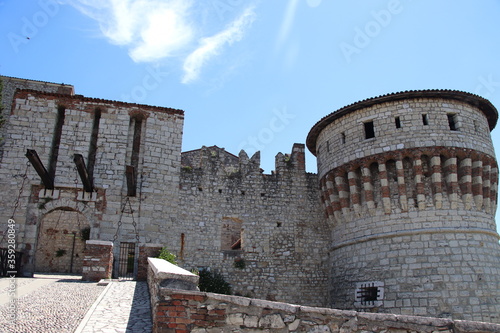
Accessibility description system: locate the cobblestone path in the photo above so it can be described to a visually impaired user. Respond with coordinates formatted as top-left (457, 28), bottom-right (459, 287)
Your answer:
top-left (0, 275), bottom-right (152, 333)
top-left (0, 275), bottom-right (105, 333)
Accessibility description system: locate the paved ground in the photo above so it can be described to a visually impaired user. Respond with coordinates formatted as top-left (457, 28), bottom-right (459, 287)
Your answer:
top-left (75, 280), bottom-right (152, 333)
top-left (0, 274), bottom-right (152, 333)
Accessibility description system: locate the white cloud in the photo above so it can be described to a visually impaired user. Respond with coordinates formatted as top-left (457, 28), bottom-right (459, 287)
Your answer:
top-left (62, 0), bottom-right (256, 83)
top-left (129, 4), bottom-right (193, 62)
top-left (182, 7), bottom-right (256, 84)
top-left (62, 0), bottom-right (193, 62)
top-left (276, 0), bottom-right (299, 51)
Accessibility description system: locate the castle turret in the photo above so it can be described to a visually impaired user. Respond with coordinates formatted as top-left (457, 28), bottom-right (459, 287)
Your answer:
top-left (307, 90), bottom-right (500, 323)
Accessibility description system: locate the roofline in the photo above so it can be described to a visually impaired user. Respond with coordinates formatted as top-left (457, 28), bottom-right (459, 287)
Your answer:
top-left (181, 145), bottom-right (239, 159)
top-left (14, 89), bottom-right (184, 116)
top-left (306, 89), bottom-right (498, 156)
top-left (1, 75), bottom-right (75, 94)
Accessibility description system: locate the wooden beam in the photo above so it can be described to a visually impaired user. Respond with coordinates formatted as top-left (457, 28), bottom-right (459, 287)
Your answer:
top-left (25, 149), bottom-right (54, 189)
top-left (73, 154), bottom-right (93, 192)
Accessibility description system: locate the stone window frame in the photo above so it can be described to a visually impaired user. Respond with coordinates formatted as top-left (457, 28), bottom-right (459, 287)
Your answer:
top-left (422, 113), bottom-right (429, 126)
top-left (447, 113), bottom-right (459, 131)
top-left (395, 116), bottom-right (402, 129)
top-left (363, 119), bottom-right (376, 140)
top-left (220, 216), bottom-right (243, 252)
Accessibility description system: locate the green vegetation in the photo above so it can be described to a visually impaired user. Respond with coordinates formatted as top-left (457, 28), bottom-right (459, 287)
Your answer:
top-left (157, 246), bottom-right (178, 265)
top-left (198, 269), bottom-right (232, 295)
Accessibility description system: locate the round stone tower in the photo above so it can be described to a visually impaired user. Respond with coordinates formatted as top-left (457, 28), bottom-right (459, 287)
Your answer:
top-left (306, 90), bottom-right (500, 323)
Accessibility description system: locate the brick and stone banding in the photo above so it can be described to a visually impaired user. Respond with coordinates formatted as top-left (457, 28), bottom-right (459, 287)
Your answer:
top-left (307, 90), bottom-right (500, 323)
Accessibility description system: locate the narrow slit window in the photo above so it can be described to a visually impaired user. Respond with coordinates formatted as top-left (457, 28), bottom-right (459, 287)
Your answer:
top-left (127, 115), bottom-right (145, 197)
top-left (341, 132), bottom-right (346, 144)
top-left (447, 113), bottom-right (458, 131)
top-left (395, 116), bottom-right (401, 129)
top-left (364, 121), bottom-right (375, 139)
top-left (131, 117), bottom-right (143, 172)
top-left (87, 108), bottom-right (101, 188)
top-left (422, 114), bottom-right (429, 126)
top-left (326, 140), bottom-right (330, 152)
top-left (48, 106), bottom-right (66, 181)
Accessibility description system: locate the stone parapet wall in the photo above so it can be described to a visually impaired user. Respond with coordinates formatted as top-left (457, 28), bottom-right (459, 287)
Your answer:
top-left (137, 244), bottom-right (163, 281)
top-left (147, 257), bottom-right (500, 333)
top-left (82, 240), bottom-right (113, 281)
top-left (156, 290), bottom-right (500, 333)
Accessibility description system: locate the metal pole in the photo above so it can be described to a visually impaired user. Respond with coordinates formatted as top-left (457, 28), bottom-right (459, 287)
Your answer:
top-left (69, 232), bottom-right (76, 273)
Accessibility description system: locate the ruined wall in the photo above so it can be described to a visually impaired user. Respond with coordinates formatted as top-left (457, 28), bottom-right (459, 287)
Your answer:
top-left (0, 88), bottom-right (184, 276)
top-left (308, 91), bottom-right (500, 323)
top-left (175, 144), bottom-right (330, 307)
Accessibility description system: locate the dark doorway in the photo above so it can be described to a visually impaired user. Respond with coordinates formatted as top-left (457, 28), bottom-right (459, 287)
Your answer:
top-left (118, 242), bottom-right (136, 280)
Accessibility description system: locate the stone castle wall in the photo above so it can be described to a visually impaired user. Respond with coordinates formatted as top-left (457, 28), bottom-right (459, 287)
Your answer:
top-left (176, 144), bottom-right (330, 307)
top-left (307, 91), bottom-right (500, 323)
top-left (0, 86), bottom-right (184, 274)
top-left (2, 76), bottom-right (500, 324)
top-left (0, 78), bottom-right (329, 307)
top-left (147, 257), bottom-right (500, 333)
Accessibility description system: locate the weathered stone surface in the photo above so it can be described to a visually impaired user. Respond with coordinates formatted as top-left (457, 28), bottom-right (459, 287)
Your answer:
top-left (147, 267), bottom-right (500, 333)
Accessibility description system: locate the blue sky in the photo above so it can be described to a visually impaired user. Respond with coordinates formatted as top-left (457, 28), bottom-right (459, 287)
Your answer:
top-left (2, 0), bottom-right (500, 231)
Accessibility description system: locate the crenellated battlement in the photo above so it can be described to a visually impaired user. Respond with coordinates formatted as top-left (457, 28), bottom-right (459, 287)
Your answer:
top-left (181, 143), bottom-right (308, 177)
top-left (177, 143), bottom-right (327, 305)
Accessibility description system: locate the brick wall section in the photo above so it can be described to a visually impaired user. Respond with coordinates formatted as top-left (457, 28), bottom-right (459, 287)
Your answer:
top-left (147, 258), bottom-right (200, 332)
top-left (82, 240), bottom-right (113, 281)
top-left (147, 258), bottom-right (500, 333)
top-left (137, 243), bottom-right (162, 281)
top-left (156, 290), bottom-right (500, 333)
